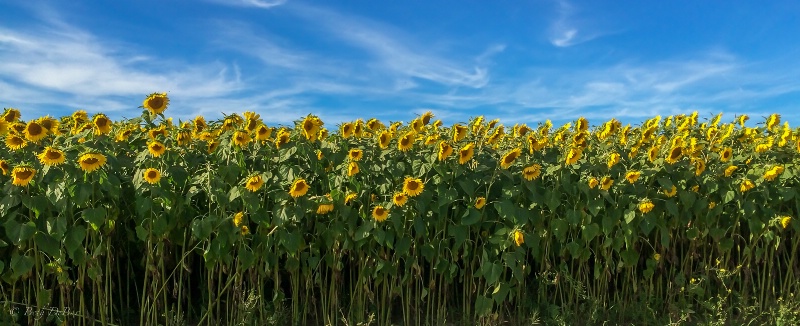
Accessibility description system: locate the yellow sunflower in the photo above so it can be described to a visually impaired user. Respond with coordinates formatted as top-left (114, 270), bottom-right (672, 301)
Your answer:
top-left (245, 174), bottom-right (264, 192)
top-left (244, 112), bottom-right (261, 132)
top-left (0, 119), bottom-right (8, 136)
top-left (588, 177), bottom-right (599, 189)
top-left (316, 202), bottom-right (334, 215)
top-left (2, 108), bottom-right (21, 123)
top-left (275, 129), bottom-right (291, 149)
top-left (513, 230), bottom-right (525, 246)
top-left (92, 114), bottom-right (112, 136)
top-left (289, 179), bottom-right (309, 198)
top-left (648, 146), bottom-right (660, 162)
top-left (663, 185), bottom-right (677, 197)
top-left (23, 120), bottom-right (48, 142)
top-left (740, 179), bottom-right (755, 193)
top-left (410, 118), bottom-right (424, 133)
top-left (665, 146), bottom-right (682, 164)
top-left (143, 92), bottom-right (169, 115)
top-left (367, 118), bottom-right (384, 131)
top-left (522, 164), bottom-right (542, 181)
top-left (459, 143), bottom-right (475, 165)
top-left (301, 115), bottom-right (322, 141)
top-left (764, 166), bottom-right (784, 182)
top-left (625, 171), bottom-right (641, 184)
top-left (318, 128), bottom-right (328, 140)
top-left (233, 131), bottom-right (251, 147)
top-left (207, 140), bottom-right (220, 153)
top-left (421, 111), bottom-right (434, 125)
top-left (78, 153), bottom-right (107, 172)
top-left (349, 148), bottom-right (363, 161)
top-left (148, 126), bottom-right (168, 139)
top-left (638, 199), bottom-right (655, 214)
top-left (255, 125), bottom-right (273, 141)
top-left (38, 147), bottom-right (66, 166)
top-left (766, 113), bottom-right (780, 131)
top-left (780, 216), bottom-right (792, 229)
top-left (500, 148), bottom-right (521, 169)
top-left (0, 160), bottom-right (8, 175)
top-left (694, 159), bottom-right (706, 176)
top-left (5, 134), bottom-right (26, 151)
top-left (600, 176), bottom-right (614, 190)
top-left (347, 162), bottom-right (359, 177)
top-left (378, 130), bottom-right (392, 149)
top-left (453, 124), bottom-right (468, 141)
top-left (372, 206), bottom-right (389, 222)
top-left (341, 122), bottom-right (354, 138)
top-left (37, 116), bottom-right (60, 135)
top-left (398, 131), bottom-right (415, 152)
top-left (143, 168), bottom-right (161, 184)
top-left (565, 147), bottom-right (582, 165)
top-left (148, 141), bottom-right (167, 157)
top-left (345, 192), bottom-right (358, 205)
top-left (232, 212), bottom-right (244, 227)
top-left (11, 166), bottom-right (36, 187)
top-left (475, 197), bottom-right (486, 209)
top-left (393, 192), bottom-right (408, 207)
top-left (724, 165), bottom-right (738, 177)
top-left (438, 141), bottom-right (453, 161)
top-left (403, 177), bottom-right (424, 197)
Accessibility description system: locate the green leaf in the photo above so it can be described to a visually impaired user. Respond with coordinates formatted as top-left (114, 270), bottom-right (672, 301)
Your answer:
top-left (620, 249), bottom-right (639, 268)
top-left (34, 232), bottom-right (61, 259)
top-left (82, 207), bottom-right (106, 231)
top-left (238, 247), bottom-right (256, 270)
top-left (719, 238), bottom-right (734, 252)
top-left (581, 223), bottom-right (600, 242)
top-left (65, 226), bottom-right (87, 261)
top-left (624, 209), bottom-right (636, 224)
top-left (483, 262), bottom-right (503, 284)
top-left (551, 218), bottom-right (569, 241)
top-left (474, 295), bottom-right (493, 317)
top-left (545, 190), bottom-right (561, 211)
top-left (657, 178), bottom-right (674, 189)
top-left (395, 237), bottom-right (411, 256)
top-left (665, 200), bottom-right (679, 217)
top-left (462, 208), bottom-right (482, 226)
top-left (10, 253), bottom-right (34, 279)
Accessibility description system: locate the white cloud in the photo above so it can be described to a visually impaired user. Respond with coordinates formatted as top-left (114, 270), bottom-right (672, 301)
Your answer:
top-left (204, 0), bottom-right (287, 9)
top-left (547, 0), bottom-right (608, 47)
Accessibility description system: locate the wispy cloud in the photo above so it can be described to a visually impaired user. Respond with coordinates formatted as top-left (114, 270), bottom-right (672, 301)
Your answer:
top-left (205, 0), bottom-right (287, 9)
top-left (548, 0), bottom-right (607, 47)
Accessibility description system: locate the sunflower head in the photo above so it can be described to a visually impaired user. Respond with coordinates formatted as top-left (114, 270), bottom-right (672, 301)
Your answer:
top-left (245, 174), bottom-right (264, 192)
top-left (93, 114), bottom-right (112, 136)
top-left (345, 192), bottom-right (358, 205)
top-left (0, 160), bottom-right (9, 175)
top-left (665, 146), bottom-right (682, 164)
top-left (588, 177), bottom-right (599, 189)
top-left (453, 124), bottom-right (468, 142)
top-left (378, 131), bottom-right (392, 149)
top-left (341, 123), bottom-right (354, 138)
top-left (143, 92), bottom-right (169, 115)
top-left (2, 108), bottom-right (21, 123)
top-left (143, 168), bottom-right (162, 184)
top-left (232, 131), bottom-right (251, 147)
top-left (522, 164), bottom-right (542, 181)
top-left (301, 115), bottom-right (323, 141)
top-left (24, 120), bottom-right (48, 142)
top-left (663, 185), bottom-right (678, 198)
top-left (780, 216), bottom-right (792, 229)
top-left (565, 147), bottom-right (582, 165)
top-left (366, 118), bottom-right (384, 131)
top-left (5, 133), bottom-right (26, 151)
top-left (38, 147), bottom-right (66, 166)
top-left (289, 179), bottom-right (309, 198)
top-left (372, 206), bottom-right (389, 222)
top-left (148, 141), bottom-right (167, 158)
top-left (474, 197), bottom-right (486, 209)
top-left (459, 143), bottom-right (475, 165)
top-left (393, 192), bottom-right (408, 207)
top-left (739, 179), bottom-right (755, 193)
top-left (0, 119), bottom-right (8, 136)
top-left (500, 148), bottom-right (521, 169)
top-left (403, 177), bottom-right (424, 197)
top-left (256, 125), bottom-right (273, 141)
top-left (37, 116), bottom-right (60, 135)
top-left (625, 171), bottom-right (641, 184)
top-left (437, 141), bottom-right (453, 161)
top-left (638, 199), bottom-right (655, 214)
top-left (78, 153), bottom-right (107, 173)
top-left (600, 177), bottom-right (614, 190)
top-left (11, 165), bottom-right (36, 187)
top-left (513, 230), bottom-right (525, 246)
top-left (347, 162), bottom-right (359, 177)
top-left (274, 129), bottom-right (291, 148)
top-left (349, 148), bottom-right (363, 161)
top-left (766, 113), bottom-right (780, 131)
top-left (398, 132), bottom-right (415, 152)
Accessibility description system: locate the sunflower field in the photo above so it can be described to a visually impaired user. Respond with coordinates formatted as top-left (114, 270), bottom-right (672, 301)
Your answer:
top-left (0, 93), bottom-right (799, 325)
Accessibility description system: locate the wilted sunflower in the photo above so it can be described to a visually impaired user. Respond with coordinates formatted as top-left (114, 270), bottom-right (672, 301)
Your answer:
top-left (0, 160), bottom-right (8, 175)
top-left (459, 143), bottom-right (475, 165)
top-left (780, 216), bottom-right (792, 229)
top-left (475, 197), bottom-right (486, 209)
top-left (148, 141), bottom-right (167, 157)
top-left (232, 131), bottom-right (251, 147)
top-left (600, 176), bottom-right (614, 190)
top-left (347, 162), bottom-right (359, 177)
top-left (403, 177), bottom-right (424, 197)
top-left (24, 120), bottom-right (48, 142)
top-left (38, 147), bottom-right (66, 166)
top-left (143, 92), bottom-right (169, 115)
top-left (393, 192), bottom-right (408, 207)
top-left (349, 148), bottom-right (363, 161)
top-left (588, 177), bottom-right (599, 189)
top-left (398, 132), bottom-right (415, 152)
top-left (437, 141), bottom-right (453, 161)
top-left (638, 199), bottom-right (655, 214)
top-left (93, 114), bottom-right (112, 135)
top-left (378, 130), bottom-right (392, 149)
top-left (663, 185), bottom-right (678, 197)
top-left (289, 179), bottom-right (309, 198)
top-left (513, 230), bottom-right (525, 246)
top-left (2, 108), bottom-right (21, 123)
top-left (665, 146), bottom-right (682, 164)
top-left (625, 171), bottom-right (641, 184)
top-left (345, 192), bottom-right (358, 205)
top-left (143, 168), bottom-right (161, 184)
top-left (245, 174), bottom-right (264, 192)
top-left (12, 166), bottom-right (36, 186)
top-left (372, 206), bottom-right (389, 222)
top-left (500, 148), bottom-right (521, 169)
top-left (739, 179), bottom-right (755, 193)
top-left (78, 153), bottom-right (107, 172)
top-left (522, 164), bottom-right (542, 181)
top-left (453, 124), bottom-right (468, 142)
top-left (5, 134), bottom-right (26, 151)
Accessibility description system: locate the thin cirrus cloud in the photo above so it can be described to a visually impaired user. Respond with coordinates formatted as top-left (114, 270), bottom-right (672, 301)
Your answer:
top-left (548, 0), bottom-right (608, 47)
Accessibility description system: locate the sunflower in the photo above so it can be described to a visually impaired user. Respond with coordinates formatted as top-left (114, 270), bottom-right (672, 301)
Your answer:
top-left (345, 192), bottom-right (358, 205)
top-left (275, 129), bottom-right (291, 148)
top-left (148, 126), bottom-right (168, 139)
top-left (243, 112), bottom-right (261, 132)
top-left (143, 168), bottom-right (161, 184)
top-left (513, 230), bottom-right (525, 246)
top-left (341, 123), bottom-right (354, 138)
top-left (625, 171), bottom-right (641, 184)
top-left (37, 116), bottom-right (60, 135)
top-left (115, 128), bottom-right (134, 142)
top-left (377, 130), bottom-right (392, 149)
top-left (38, 147), bottom-right (66, 166)
top-left (0, 119), bottom-right (8, 136)
top-left (11, 166), bottom-right (36, 187)
top-left (438, 141), bottom-right (453, 161)
top-left (500, 148), bottom-right (521, 169)
top-left (403, 177), bottom-right (424, 197)
top-left (78, 153), bottom-right (107, 172)
top-left (766, 113), bottom-right (780, 131)
top-left (347, 162), bottom-right (359, 177)
top-left (647, 146), bottom-right (660, 162)
top-left (316, 201), bottom-right (334, 215)
top-left (588, 177), bottom-right (599, 189)
top-left (393, 192), bottom-right (408, 207)
top-left (231, 212), bottom-right (244, 227)
top-left (148, 141), bottom-right (167, 157)
top-left (565, 147), bottom-right (582, 165)
top-left (301, 115), bottom-right (322, 141)
top-left (349, 148), bottom-right (363, 161)
top-left (459, 143), bottom-right (475, 165)
top-left (424, 134), bottom-right (439, 146)
top-left (0, 160), bottom-right (8, 175)
top-left (245, 174), bottom-right (264, 192)
top-left (638, 199), bottom-right (655, 214)
top-left (665, 146), bottom-right (682, 164)
top-left (764, 166), bottom-right (784, 182)
top-left (23, 120), bottom-right (48, 142)
top-left (289, 179), bottom-right (309, 198)
top-left (233, 131), bottom-right (251, 147)
top-left (207, 140), bottom-right (220, 153)
top-left (372, 206), bottom-right (389, 222)
top-left (420, 111), bottom-right (434, 125)
top-left (522, 164), bottom-right (542, 181)
top-left (453, 124), bottom-right (468, 141)
top-left (600, 177), bottom-right (614, 190)
top-left (2, 108), bottom-right (21, 123)
top-left (367, 118), bottom-right (384, 131)
top-left (410, 118), bottom-right (424, 133)
top-left (708, 201), bottom-right (717, 209)
top-left (5, 134), bottom-right (26, 151)
top-left (92, 114), bottom-right (112, 136)
top-left (142, 92), bottom-right (169, 114)
top-left (663, 185), bottom-right (678, 197)
top-left (398, 132), bottom-right (415, 152)
top-left (474, 197), bottom-right (486, 209)
top-left (693, 159), bottom-right (706, 176)
top-left (722, 165), bottom-right (738, 177)
top-left (739, 179), bottom-right (755, 193)
top-left (781, 216), bottom-right (792, 229)
top-left (254, 125), bottom-right (273, 141)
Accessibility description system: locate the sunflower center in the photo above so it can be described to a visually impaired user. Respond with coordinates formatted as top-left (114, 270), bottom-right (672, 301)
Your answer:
top-left (152, 144), bottom-right (163, 151)
top-left (148, 97), bottom-right (165, 109)
top-left (83, 158), bottom-right (99, 165)
top-left (147, 171), bottom-right (158, 179)
top-left (28, 123), bottom-right (43, 135)
top-left (46, 151), bottom-right (62, 160)
top-left (96, 118), bottom-right (108, 127)
top-left (10, 137), bottom-right (24, 145)
top-left (407, 181), bottom-right (419, 190)
top-left (375, 208), bottom-right (386, 215)
top-left (295, 182), bottom-right (306, 192)
top-left (16, 170), bottom-right (33, 179)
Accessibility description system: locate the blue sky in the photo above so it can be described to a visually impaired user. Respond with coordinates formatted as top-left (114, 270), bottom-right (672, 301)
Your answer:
top-left (1, 0), bottom-right (800, 128)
